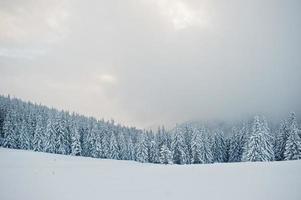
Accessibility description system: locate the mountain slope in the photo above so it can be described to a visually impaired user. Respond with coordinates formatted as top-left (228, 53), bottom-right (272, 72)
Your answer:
top-left (0, 148), bottom-right (300, 200)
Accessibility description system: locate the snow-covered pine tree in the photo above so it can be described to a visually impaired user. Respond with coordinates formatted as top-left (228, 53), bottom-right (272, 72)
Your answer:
top-left (0, 95), bottom-right (8, 146)
top-left (109, 133), bottom-right (119, 160)
top-left (89, 122), bottom-right (100, 158)
top-left (95, 134), bottom-right (104, 158)
top-left (191, 127), bottom-right (202, 164)
top-left (101, 128), bottom-right (111, 159)
top-left (284, 122), bottom-right (301, 160)
top-left (156, 126), bottom-right (171, 150)
top-left (171, 126), bottom-right (187, 164)
top-left (275, 113), bottom-right (298, 161)
top-left (200, 127), bottom-right (213, 164)
top-left (70, 122), bottom-right (82, 156)
top-left (212, 129), bottom-right (227, 163)
top-left (55, 112), bottom-right (69, 155)
top-left (19, 119), bottom-right (30, 150)
top-left (191, 127), bottom-right (213, 164)
top-left (126, 136), bottom-right (135, 160)
top-left (155, 126), bottom-right (163, 150)
top-left (275, 121), bottom-right (287, 161)
top-left (148, 140), bottom-right (159, 163)
top-left (44, 114), bottom-right (56, 153)
top-left (3, 109), bottom-right (18, 149)
top-left (224, 137), bottom-right (231, 162)
top-left (228, 127), bottom-right (240, 162)
top-left (26, 110), bottom-right (37, 150)
top-left (117, 132), bottom-right (127, 160)
top-left (183, 125), bottom-right (193, 164)
top-left (159, 144), bottom-right (173, 164)
top-left (33, 115), bottom-right (45, 152)
top-left (144, 130), bottom-right (159, 163)
top-left (228, 126), bottom-right (247, 162)
top-left (135, 133), bottom-right (148, 163)
top-left (242, 116), bottom-right (274, 162)
top-left (77, 118), bottom-right (90, 157)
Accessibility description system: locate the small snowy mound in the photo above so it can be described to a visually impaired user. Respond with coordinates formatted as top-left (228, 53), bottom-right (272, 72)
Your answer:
top-left (0, 148), bottom-right (300, 200)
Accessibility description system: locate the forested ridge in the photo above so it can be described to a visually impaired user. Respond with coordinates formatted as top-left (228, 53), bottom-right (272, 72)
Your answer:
top-left (0, 94), bottom-right (300, 164)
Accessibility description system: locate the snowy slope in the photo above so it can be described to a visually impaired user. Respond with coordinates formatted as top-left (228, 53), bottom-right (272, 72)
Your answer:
top-left (0, 148), bottom-right (300, 200)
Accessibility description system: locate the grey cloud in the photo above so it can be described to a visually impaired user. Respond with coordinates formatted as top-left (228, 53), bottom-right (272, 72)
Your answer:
top-left (0, 0), bottom-right (301, 128)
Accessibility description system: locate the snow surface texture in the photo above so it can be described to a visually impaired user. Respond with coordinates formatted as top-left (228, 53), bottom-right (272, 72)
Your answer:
top-left (0, 148), bottom-right (301, 200)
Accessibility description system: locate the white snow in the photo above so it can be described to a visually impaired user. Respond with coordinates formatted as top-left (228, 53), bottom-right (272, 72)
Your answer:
top-left (0, 148), bottom-right (300, 200)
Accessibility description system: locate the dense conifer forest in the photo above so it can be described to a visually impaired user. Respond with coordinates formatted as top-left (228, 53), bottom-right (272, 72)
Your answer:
top-left (0, 95), bottom-right (300, 164)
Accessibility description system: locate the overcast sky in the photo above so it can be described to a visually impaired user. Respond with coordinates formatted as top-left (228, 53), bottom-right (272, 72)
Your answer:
top-left (0, 0), bottom-right (301, 129)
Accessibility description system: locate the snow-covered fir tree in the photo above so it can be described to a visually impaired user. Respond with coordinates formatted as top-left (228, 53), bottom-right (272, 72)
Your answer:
top-left (135, 133), bottom-right (149, 163)
top-left (2, 109), bottom-right (18, 149)
top-left (101, 129), bottom-right (111, 159)
top-left (275, 113), bottom-right (298, 161)
top-left (70, 122), bottom-right (82, 156)
top-left (54, 113), bottom-right (70, 155)
top-left (159, 144), bottom-right (173, 164)
top-left (148, 140), bottom-right (159, 163)
top-left (109, 133), bottom-right (119, 160)
top-left (191, 127), bottom-right (213, 164)
top-left (183, 125), bottom-right (193, 164)
top-left (284, 122), bottom-right (301, 160)
top-left (117, 132), bottom-right (127, 160)
top-left (33, 115), bottom-right (45, 152)
top-left (228, 126), bottom-right (247, 162)
top-left (19, 119), bottom-right (30, 150)
top-left (171, 126), bottom-right (188, 164)
top-left (89, 122), bottom-right (100, 158)
top-left (242, 116), bottom-right (274, 162)
top-left (212, 129), bottom-right (227, 163)
top-left (0, 96), bottom-right (8, 145)
top-left (77, 118), bottom-right (90, 157)
top-left (44, 114), bottom-right (57, 153)
top-left (126, 136), bottom-right (135, 161)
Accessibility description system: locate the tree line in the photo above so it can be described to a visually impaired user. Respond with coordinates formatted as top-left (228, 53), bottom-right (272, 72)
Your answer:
top-left (0, 95), bottom-right (300, 164)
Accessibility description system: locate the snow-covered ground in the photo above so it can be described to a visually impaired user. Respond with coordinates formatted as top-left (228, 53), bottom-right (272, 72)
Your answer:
top-left (0, 148), bottom-right (300, 200)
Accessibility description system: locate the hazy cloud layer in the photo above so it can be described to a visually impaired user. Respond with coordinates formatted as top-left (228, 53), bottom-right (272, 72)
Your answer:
top-left (1, 0), bottom-right (301, 128)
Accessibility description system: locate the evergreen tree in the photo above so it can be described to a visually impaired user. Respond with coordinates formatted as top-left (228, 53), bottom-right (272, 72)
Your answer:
top-left (159, 144), bottom-right (173, 164)
top-left (275, 113), bottom-right (298, 161)
top-left (242, 116), bottom-right (274, 162)
top-left (78, 118), bottom-right (90, 157)
top-left (149, 140), bottom-right (159, 163)
top-left (3, 109), bottom-right (18, 149)
top-left (126, 137), bottom-right (135, 160)
top-left (135, 133), bottom-right (148, 163)
top-left (109, 133), bottom-right (119, 160)
top-left (228, 126), bottom-right (247, 162)
top-left (19, 119), bottom-right (30, 150)
top-left (183, 125), bottom-right (193, 164)
top-left (55, 113), bottom-right (69, 155)
top-left (33, 115), bottom-right (45, 152)
top-left (70, 123), bottom-right (82, 156)
top-left (101, 129), bottom-right (111, 158)
top-left (191, 127), bottom-right (202, 164)
top-left (212, 129), bottom-right (227, 163)
top-left (26, 110), bottom-right (37, 150)
top-left (44, 115), bottom-right (56, 153)
top-left (89, 123), bottom-right (99, 158)
top-left (171, 126), bottom-right (187, 164)
top-left (284, 122), bottom-right (301, 160)
top-left (0, 96), bottom-right (8, 146)
top-left (191, 127), bottom-right (213, 164)
top-left (118, 132), bottom-right (127, 160)
top-left (155, 126), bottom-right (163, 150)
